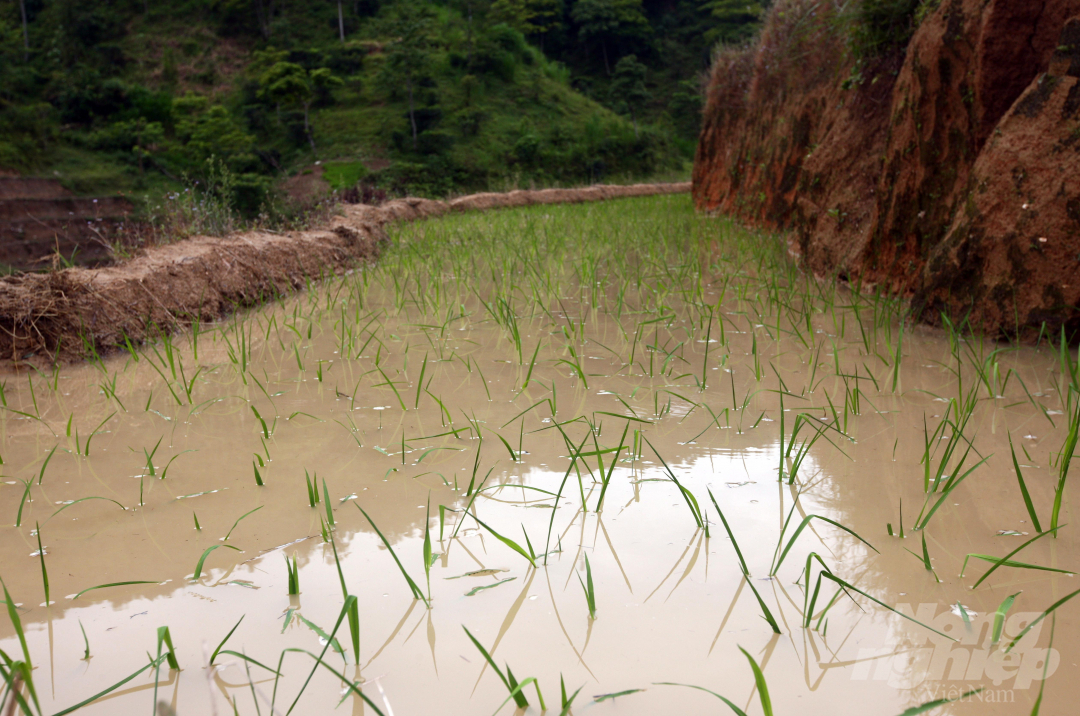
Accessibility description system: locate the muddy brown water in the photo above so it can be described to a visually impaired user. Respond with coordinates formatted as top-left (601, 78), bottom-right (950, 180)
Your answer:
top-left (1, 205), bottom-right (1078, 715)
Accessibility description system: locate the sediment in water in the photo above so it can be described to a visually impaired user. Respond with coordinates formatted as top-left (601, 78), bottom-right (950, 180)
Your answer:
top-left (0, 182), bottom-right (688, 364)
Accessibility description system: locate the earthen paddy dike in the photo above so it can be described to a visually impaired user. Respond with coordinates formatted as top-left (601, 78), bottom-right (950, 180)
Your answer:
top-left (1, 195), bottom-right (1077, 715)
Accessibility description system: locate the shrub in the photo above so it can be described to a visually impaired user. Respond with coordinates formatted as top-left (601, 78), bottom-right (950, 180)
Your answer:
top-left (84, 118), bottom-right (164, 154)
top-left (324, 43), bottom-right (368, 76)
top-left (0, 103), bottom-right (58, 168)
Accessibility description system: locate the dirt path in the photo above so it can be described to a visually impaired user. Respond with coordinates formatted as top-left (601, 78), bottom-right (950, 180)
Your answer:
top-left (0, 182), bottom-right (689, 364)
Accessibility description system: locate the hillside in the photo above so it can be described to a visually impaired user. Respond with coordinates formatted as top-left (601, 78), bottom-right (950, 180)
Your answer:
top-left (694, 0), bottom-right (1080, 340)
top-left (0, 1), bottom-right (760, 224)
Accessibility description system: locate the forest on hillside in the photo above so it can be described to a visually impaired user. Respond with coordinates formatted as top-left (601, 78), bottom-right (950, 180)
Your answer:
top-left (0, 0), bottom-right (763, 212)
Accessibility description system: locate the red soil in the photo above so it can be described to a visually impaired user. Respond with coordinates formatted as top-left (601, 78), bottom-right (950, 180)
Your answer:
top-left (694, 0), bottom-right (1080, 339)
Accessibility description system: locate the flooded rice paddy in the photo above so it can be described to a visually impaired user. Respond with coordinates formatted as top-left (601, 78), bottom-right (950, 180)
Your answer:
top-left (1, 194), bottom-right (1078, 715)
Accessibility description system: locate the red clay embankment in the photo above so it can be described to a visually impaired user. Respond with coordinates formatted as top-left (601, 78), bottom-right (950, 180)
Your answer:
top-left (0, 183), bottom-right (689, 364)
top-left (694, 0), bottom-right (1080, 339)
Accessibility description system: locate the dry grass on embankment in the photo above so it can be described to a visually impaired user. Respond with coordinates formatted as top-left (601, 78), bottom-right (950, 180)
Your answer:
top-left (0, 183), bottom-right (689, 365)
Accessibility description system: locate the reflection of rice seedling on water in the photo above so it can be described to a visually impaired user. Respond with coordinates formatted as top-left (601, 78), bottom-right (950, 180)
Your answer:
top-left (2, 194), bottom-right (1079, 714)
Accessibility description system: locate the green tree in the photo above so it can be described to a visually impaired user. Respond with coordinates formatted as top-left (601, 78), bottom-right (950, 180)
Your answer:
top-left (17, 0), bottom-right (28, 61)
top-left (490, 0), bottom-right (562, 45)
top-left (0, 15), bottom-right (28, 90)
top-left (257, 62), bottom-right (343, 151)
top-left (701, 0), bottom-right (764, 45)
top-left (669, 78), bottom-right (703, 140)
top-left (571, 0), bottom-right (649, 74)
top-left (610, 53), bottom-right (648, 137)
top-left (489, 0), bottom-right (535, 33)
top-left (381, 3), bottom-right (437, 150)
top-left (87, 118), bottom-right (165, 174)
top-left (253, 0), bottom-right (274, 39)
top-left (174, 94), bottom-right (255, 165)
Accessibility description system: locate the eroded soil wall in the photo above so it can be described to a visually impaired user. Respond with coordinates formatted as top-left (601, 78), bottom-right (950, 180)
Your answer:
top-left (694, 0), bottom-right (1080, 338)
top-left (0, 183), bottom-right (688, 364)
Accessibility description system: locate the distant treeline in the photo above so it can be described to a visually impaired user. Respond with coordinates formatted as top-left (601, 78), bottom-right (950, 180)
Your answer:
top-left (0, 1), bottom-right (762, 206)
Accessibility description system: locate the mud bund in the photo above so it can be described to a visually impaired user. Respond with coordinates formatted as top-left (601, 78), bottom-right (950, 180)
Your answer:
top-left (0, 183), bottom-right (688, 364)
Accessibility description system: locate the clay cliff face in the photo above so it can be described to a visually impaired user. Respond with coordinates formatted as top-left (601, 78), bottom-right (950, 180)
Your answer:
top-left (694, 0), bottom-right (1080, 338)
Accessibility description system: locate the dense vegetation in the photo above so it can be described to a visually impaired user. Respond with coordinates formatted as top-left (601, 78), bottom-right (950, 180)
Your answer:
top-left (0, 0), bottom-right (762, 211)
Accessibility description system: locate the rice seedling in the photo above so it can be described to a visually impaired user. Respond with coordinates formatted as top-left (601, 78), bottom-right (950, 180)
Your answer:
top-left (50, 654), bottom-right (170, 716)
top-left (287, 648), bottom-right (383, 715)
top-left (1060, 326), bottom-right (1079, 393)
top-left (959, 528), bottom-right (1071, 587)
top-left (657, 645), bottom-right (773, 716)
top-left (34, 524), bottom-right (48, 606)
top-left (323, 479), bottom-right (334, 526)
top-left (250, 405), bottom-right (271, 439)
top-left (707, 489), bottom-right (749, 574)
top-left (158, 450), bottom-right (189, 479)
top-left (1, 580), bottom-right (39, 714)
top-left (156, 626), bottom-right (180, 670)
top-left (223, 506), bottom-right (263, 541)
top-left (782, 413), bottom-right (827, 485)
top-left (13, 479), bottom-right (33, 528)
top-left (356, 505), bottom-right (429, 606)
top-left (1009, 434), bottom-right (1044, 532)
top-left (911, 396), bottom-right (989, 531)
top-left (903, 531), bottom-right (940, 582)
top-left (990, 591), bottom-right (1021, 646)
top-left (210, 615), bottom-right (245, 665)
top-left (297, 613), bottom-right (346, 659)
top-left (71, 580), bottom-right (161, 600)
top-left (579, 553), bottom-right (597, 619)
top-left (9, 194), bottom-right (1080, 712)
top-left (1029, 616), bottom-right (1056, 715)
top-left (643, 437), bottom-right (708, 535)
top-left (770, 510), bottom-right (877, 576)
top-left (805, 569), bottom-right (955, 641)
top-left (81, 411), bottom-right (115, 458)
top-left (284, 596), bottom-right (361, 713)
top-left (744, 576), bottom-right (782, 634)
top-left (465, 578), bottom-right (517, 596)
top-left (594, 689), bottom-right (645, 703)
top-left (192, 544), bottom-right (242, 581)
top-left (468, 514), bottom-right (537, 568)
top-left (423, 497), bottom-right (434, 602)
top-left (1051, 389), bottom-right (1080, 534)
top-left (1005, 586), bottom-right (1080, 655)
top-left (325, 530), bottom-right (360, 661)
top-left (890, 321), bottom-right (903, 392)
top-left (35, 444), bottom-right (57, 485)
top-left (303, 469), bottom-right (320, 507)
top-left (78, 620), bottom-right (90, 660)
top-left (798, 551), bottom-right (839, 628)
top-left (463, 626), bottom-right (545, 711)
top-left (560, 675), bottom-right (584, 716)
top-left (25, 374), bottom-right (38, 418)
